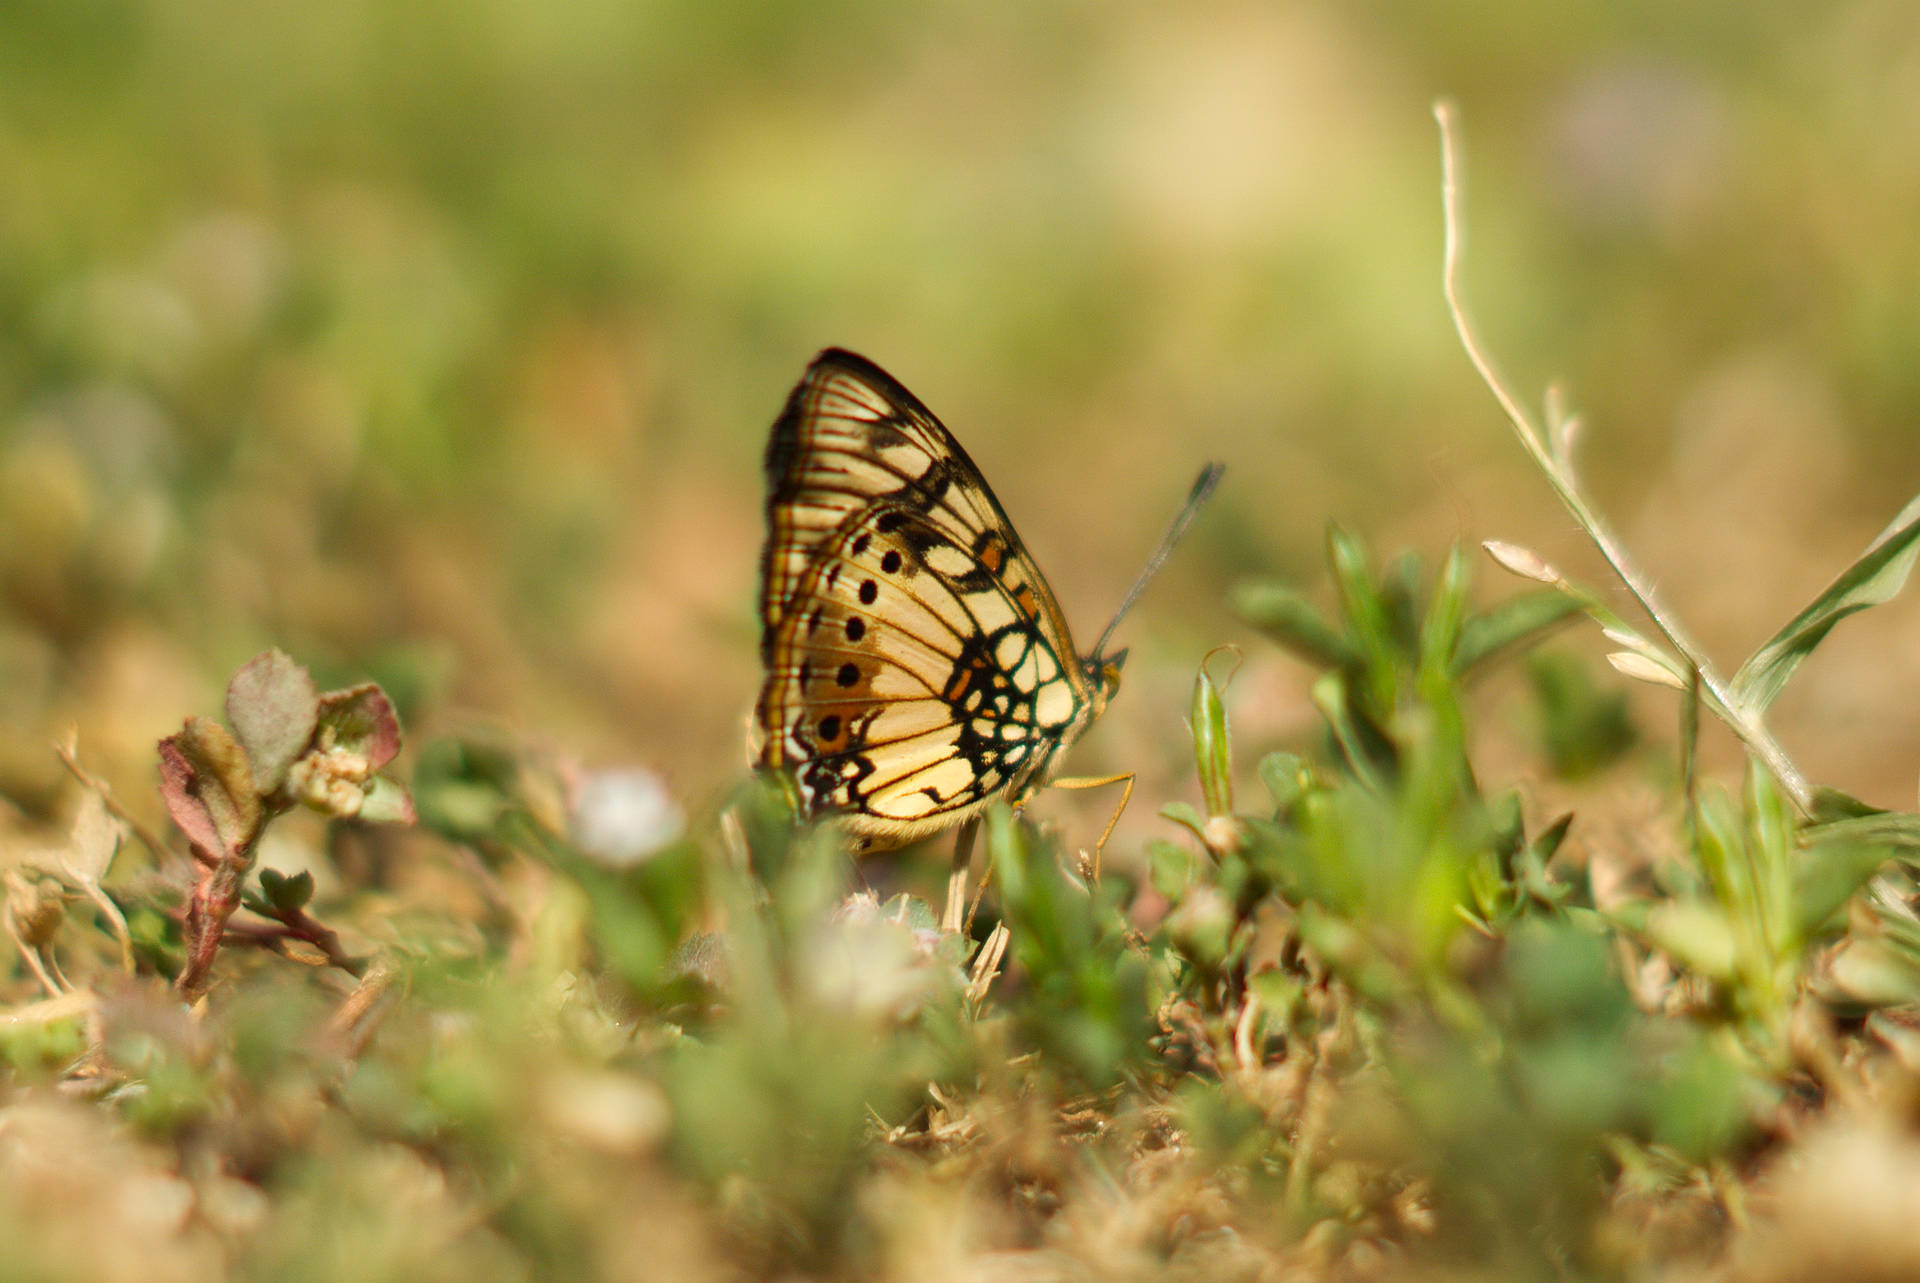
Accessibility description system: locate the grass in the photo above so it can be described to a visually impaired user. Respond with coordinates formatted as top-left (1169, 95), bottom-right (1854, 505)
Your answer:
top-left (9, 425), bottom-right (1920, 1277)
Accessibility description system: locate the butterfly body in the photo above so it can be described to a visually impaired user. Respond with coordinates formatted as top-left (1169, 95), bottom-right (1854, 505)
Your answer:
top-left (756, 349), bottom-right (1117, 853)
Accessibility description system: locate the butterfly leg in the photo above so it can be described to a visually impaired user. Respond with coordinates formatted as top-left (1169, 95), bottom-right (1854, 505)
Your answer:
top-left (1047, 772), bottom-right (1135, 882)
top-left (941, 817), bottom-right (981, 935)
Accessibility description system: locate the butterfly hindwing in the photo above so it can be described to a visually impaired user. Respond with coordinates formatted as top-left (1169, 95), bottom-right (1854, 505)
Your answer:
top-left (757, 352), bottom-right (1104, 851)
top-left (760, 500), bottom-right (1090, 845)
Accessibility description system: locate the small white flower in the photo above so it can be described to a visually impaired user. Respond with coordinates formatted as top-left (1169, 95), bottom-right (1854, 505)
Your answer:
top-left (570, 767), bottom-right (683, 867)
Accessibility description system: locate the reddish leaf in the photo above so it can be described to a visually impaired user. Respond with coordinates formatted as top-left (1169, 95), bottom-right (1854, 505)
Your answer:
top-left (158, 735), bottom-right (222, 861)
top-left (315, 683), bottom-right (403, 770)
top-left (157, 717), bottom-right (262, 865)
top-left (225, 649), bottom-right (320, 794)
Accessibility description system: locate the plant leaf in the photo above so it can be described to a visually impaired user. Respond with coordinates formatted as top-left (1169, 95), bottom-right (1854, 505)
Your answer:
top-left (1803, 810), bottom-right (1920, 856)
top-left (225, 649), bottom-right (320, 794)
top-left (314, 683), bottom-right (403, 770)
top-left (1191, 658), bottom-right (1233, 817)
top-left (1159, 801), bottom-right (1209, 845)
top-left (157, 717), bottom-right (261, 863)
top-left (1809, 787), bottom-right (1881, 823)
top-left (1327, 526), bottom-right (1396, 677)
top-left (1257, 752), bottom-right (1308, 813)
top-left (356, 774), bottom-right (418, 825)
top-left (1232, 582), bottom-right (1358, 670)
top-left (259, 867), bottom-right (316, 913)
top-left (1643, 901), bottom-right (1738, 982)
top-left (1418, 544), bottom-right (1471, 675)
top-left (1729, 497), bottom-right (1920, 715)
top-left (63, 789), bottom-right (124, 884)
top-left (1454, 590), bottom-right (1584, 677)
top-left (1794, 834), bottom-right (1892, 941)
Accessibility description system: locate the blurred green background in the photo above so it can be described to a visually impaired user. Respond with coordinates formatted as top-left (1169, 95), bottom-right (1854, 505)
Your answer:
top-left (6, 0), bottom-right (1920, 829)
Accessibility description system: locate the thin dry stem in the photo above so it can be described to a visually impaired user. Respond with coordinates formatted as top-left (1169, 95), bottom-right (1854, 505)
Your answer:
top-left (1233, 993), bottom-right (1262, 1076)
top-left (66, 876), bottom-right (134, 975)
top-left (7, 926), bottom-right (65, 999)
top-left (1432, 99), bottom-right (1811, 813)
top-left (323, 956), bottom-right (400, 1058)
top-left (942, 818), bottom-right (979, 935)
top-left (966, 922), bottom-right (1011, 1007)
top-left (54, 735), bottom-right (178, 870)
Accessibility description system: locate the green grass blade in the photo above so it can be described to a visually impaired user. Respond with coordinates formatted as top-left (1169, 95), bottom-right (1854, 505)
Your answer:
top-left (1453, 590), bottom-right (1584, 678)
top-left (1417, 545), bottom-right (1471, 677)
top-left (1233, 581), bottom-right (1359, 671)
top-left (1191, 658), bottom-right (1234, 817)
top-left (1328, 527), bottom-right (1394, 656)
top-left (1729, 496), bottom-right (1920, 715)
top-left (1803, 810), bottom-right (1920, 855)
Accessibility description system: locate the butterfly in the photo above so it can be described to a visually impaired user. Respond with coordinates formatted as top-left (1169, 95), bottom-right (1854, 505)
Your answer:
top-left (756, 348), bottom-right (1221, 856)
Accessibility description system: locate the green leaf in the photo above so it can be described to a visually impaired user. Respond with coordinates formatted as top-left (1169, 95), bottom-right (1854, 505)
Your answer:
top-left (1691, 789), bottom-right (1750, 922)
top-left (1803, 810), bottom-right (1920, 856)
top-left (411, 735), bottom-right (520, 841)
top-left (1327, 526), bottom-right (1397, 693)
top-left (1231, 582), bottom-right (1357, 670)
top-left (1810, 787), bottom-right (1882, 823)
top-left (1417, 544), bottom-right (1471, 675)
top-left (258, 868), bottom-right (315, 913)
top-left (1159, 801), bottom-right (1209, 845)
top-left (1643, 901), bottom-right (1738, 982)
top-left (1527, 651), bottom-right (1637, 779)
top-left (1729, 498), bottom-right (1920, 715)
top-left (1380, 550), bottom-right (1427, 653)
top-left (1311, 671), bottom-right (1385, 792)
top-left (1190, 658), bottom-right (1233, 817)
top-left (1650, 1035), bottom-right (1754, 1161)
top-left (225, 649), bottom-right (319, 794)
top-left (1794, 833), bottom-right (1892, 940)
top-left (1247, 968), bottom-right (1302, 1020)
top-left (1148, 840), bottom-right (1198, 900)
top-left (1165, 885), bottom-right (1235, 971)
top-left (1454, 590), bottom-right (1584, 677)
top-left (1256, 752), bottom-right (1308, 813)
top-left (1526, 812), bottom-right (1575, 867)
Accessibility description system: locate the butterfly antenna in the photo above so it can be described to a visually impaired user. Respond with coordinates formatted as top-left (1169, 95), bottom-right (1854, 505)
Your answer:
top-left (1090, 463), bottom-right (1225, 661)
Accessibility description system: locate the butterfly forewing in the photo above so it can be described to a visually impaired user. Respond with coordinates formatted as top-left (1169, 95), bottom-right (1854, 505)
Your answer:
top-left (757, 350), bottom-right (1102, 851)
top-left (761, 351), bottom-right (1078, 650)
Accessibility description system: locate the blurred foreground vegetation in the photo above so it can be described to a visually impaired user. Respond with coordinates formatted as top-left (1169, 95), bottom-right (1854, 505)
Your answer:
top-left (13, 519), bottom-right (1920, 1280)
top-left (11, 1), bottom-right (1920, 1280)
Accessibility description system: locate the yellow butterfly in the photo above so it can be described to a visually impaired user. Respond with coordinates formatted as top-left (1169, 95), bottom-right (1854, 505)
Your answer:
top-left (756, 348), bottom-right (1220, 857)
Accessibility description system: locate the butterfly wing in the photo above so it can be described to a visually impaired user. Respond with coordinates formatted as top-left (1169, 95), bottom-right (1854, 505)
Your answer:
top-left (757, 351), bottom-right (1102, 850)
top-left (760, 349), bottom-right (1080, 658)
